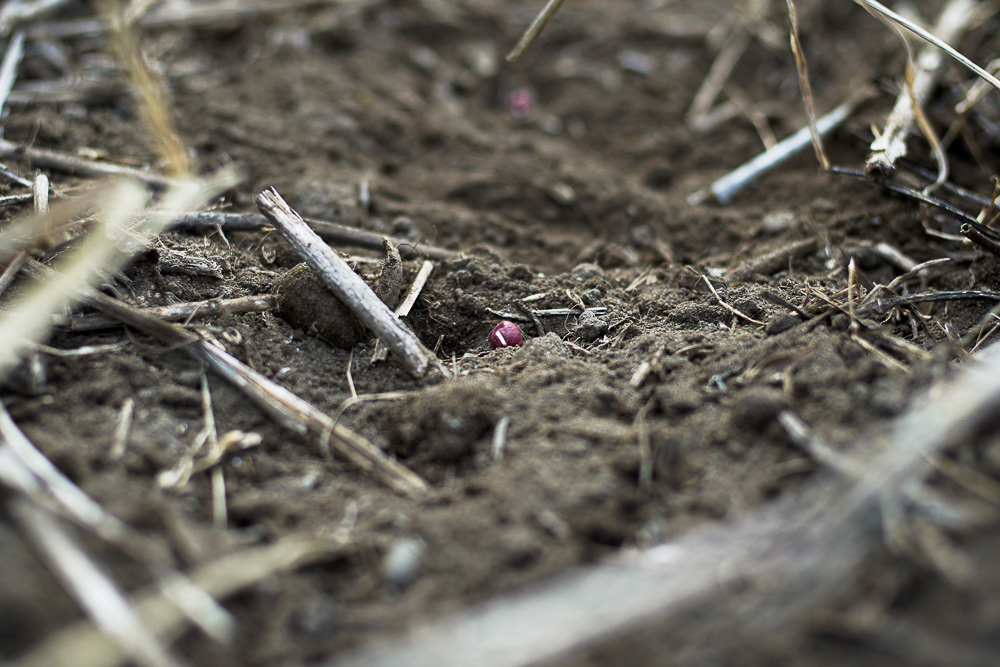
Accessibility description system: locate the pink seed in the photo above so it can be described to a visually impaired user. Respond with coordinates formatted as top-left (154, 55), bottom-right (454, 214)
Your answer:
top-left (490, 321), bottom-right (524, 349)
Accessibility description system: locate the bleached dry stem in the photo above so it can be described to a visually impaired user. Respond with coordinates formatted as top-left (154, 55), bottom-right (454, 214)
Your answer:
top-left (257, 188), bottom-right (445, 378)
top-left (866, 0), bottom-right (977, 181)
top-left (332, 337), bottom-right (1000, 667)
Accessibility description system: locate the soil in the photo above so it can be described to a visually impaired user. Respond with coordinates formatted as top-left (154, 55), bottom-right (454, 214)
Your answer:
top-left (3, 1), bottom-right (1000, 666)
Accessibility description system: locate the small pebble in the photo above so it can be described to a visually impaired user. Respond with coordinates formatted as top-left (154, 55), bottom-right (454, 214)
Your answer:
top-left (581, 288), bottom-right (603, 305)
top-left (574, 310), bottom-right (608, 342)
top-left (382, 537), bottom-right (425, 589)
top-left (570, 263), bottom-right (604, 282)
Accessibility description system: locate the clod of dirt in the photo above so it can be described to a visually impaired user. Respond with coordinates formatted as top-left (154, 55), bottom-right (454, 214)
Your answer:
top-left (376, 238), bottom-right (403, 310)
top-left (570, 263), bottom-right (604, 282)
top-left (765, 313), bottom-right (801, 335)
top-left (390, 378), bottom-right (502, 464)
top-left (730, 388), bottom-right (789, 434)
top-left (275, 263), bottom-right (365, 349)
top-left (574, 310), bottom-right (609, 342)
top-left (521, 332), bottom-right (570, 359)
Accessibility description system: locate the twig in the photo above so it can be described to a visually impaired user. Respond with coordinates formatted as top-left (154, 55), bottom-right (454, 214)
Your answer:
top-left (25, 259), bottom-right (429, 497)
top-left (0, 30), bottom-right (25, 133)
top-left (0, 138), bottom-right (177, 187)
top-left (830, 167), bottom-right (980, 226)
top-left (0, 0), bottom-right (70, 36)
top-left (109, 397), bottom-right (134, 461)
top-left (373, 260), bottom-right (434, 362)
top-left (866, 0), bottom-right (976, 182)
top-left (784, 0), bottom-right (828, 170)
top-left (701, 275), bottom-right (764, 326)
top-left (256, 188), bottom-right (444, 378)
top-left (9, 500), bottom-right (183, 667)
top-left (53, 294), bottom-right (278, 332)
top-left (395, 260), bottom-right (434, 317)
top-left (491, 416), bottom-right (510, 461)
top-left (505, 0), bottom-right (567, 63)
top-left (961, 222), bottom-right (1000, 258)
top-left (16, 535), bottom-right (343, 667)
top-left (169, 211), bottom-right (454, 261)
top-left (334, 337), bottom-right (1000, 667)
top-left (852, 0), bottom-right (1000, 93)
top-left (689, 97), bottom-right (863, 205)
top-left (686, 28), bottom-right (750, 132)
top-left (726, 238), bottom-right (817, 283)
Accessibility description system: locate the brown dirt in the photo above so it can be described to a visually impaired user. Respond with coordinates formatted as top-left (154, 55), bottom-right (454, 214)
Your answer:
top-left (3, 1), bottom-right (1000, 666)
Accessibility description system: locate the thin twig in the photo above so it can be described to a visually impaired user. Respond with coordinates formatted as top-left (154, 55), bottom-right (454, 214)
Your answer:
top-left (701, 275), bottom-right (765, 326)
top-left (689, 97), bottom-right (864, 205)
top-left (866, 0), bottom-right (975, 183)
top-left (53, 294), bottom-right (278, 332)
top-left (256, 188), bottom-right (445, 378)
top-left (372, 260), bottom-right (434, 362)
top-left (9, 500), bottom-right (183, 667)
top-left (0, 30), bottom-right (25, 133)
top-left (25, 259), bottom-right (429, 497)
top-left (0, 138), bottom-right (177, 187)
top-left (852, 0), bottom-right (1000, 93)
top-left (505, 0), bottom-right (567, 63)
top-left (169, 211), bottom-right (454, 260)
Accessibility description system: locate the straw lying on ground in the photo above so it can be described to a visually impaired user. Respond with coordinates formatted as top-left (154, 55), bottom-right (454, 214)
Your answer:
top-left (256, 188), bottom-right (446, 378)
top-left (24, 259), bottom-right (428, 497)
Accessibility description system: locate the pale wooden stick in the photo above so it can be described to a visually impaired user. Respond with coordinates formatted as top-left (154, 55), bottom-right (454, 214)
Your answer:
top-left (25, 259), bottom-right (428, 497)
top-left (866, 0), bottom-right (976, 181)
top-left (372, 260), bottom-right (435, 362)
top-left (16, 535), bottom-right (342, 667)
top-left (256, 188), bottom-right (445, 378)
top-left (168, 211), bottom-right (454, 260)
top-left (505, 0), bottom-right (567, 62)
top-left (53, 294), bottom-right (278, 332)
top-left (0, 138), bottom-right (177, 187)
top-left (0, 30), bottom-right (25, 129)
top-left (10, 500), bottom-right (183, 667)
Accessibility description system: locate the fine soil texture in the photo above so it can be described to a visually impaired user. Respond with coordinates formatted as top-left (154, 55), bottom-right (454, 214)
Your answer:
top-left (3, 1), bottom-right (1000, 666)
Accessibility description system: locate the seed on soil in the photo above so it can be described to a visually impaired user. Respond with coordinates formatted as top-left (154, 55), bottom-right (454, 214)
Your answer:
top-left (490, 320), bottom-right (524, 349)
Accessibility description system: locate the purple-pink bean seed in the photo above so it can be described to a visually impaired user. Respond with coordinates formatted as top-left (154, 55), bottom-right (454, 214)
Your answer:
top-left (490, 321), bottom-right (524, 349)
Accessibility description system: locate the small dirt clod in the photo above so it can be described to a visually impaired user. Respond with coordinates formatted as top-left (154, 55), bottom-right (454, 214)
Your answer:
top-left (275, 263), bottom-right (365, 349)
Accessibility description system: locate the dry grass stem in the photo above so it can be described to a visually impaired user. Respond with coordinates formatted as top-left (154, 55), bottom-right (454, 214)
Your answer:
top-left (505, 0), bottom-right (567, 63)
top-left (15, 536), bottom-right (343, 667)
top-left (0, 139), bottom-right (178, 186)
top-left (335, 338), bottom-right (1000, 667)
top-left (0, 30), bottom-right (24, 128)
top-left (690, 97), bottom-right (865, 205)
top-left (170, 211), bottom-right (454, 260)
top-left (99, 0), bottom-right (191, 177)
top-left (866, 0), bottom-right (976, 183)
top-left (784, 0), bottom-right (828, 170)
top-left (853, 0), bottom-right (1000, 92)
top-left (256, 188), bottom-right (445, 378)
top-left (53, 294), bottom-right (278, 332)
top-left (9, 500), bottom-right (183, 667)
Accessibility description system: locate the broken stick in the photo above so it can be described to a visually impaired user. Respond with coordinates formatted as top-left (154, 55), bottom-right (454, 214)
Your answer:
top-left (256, 188), bottom-right (445, 378)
